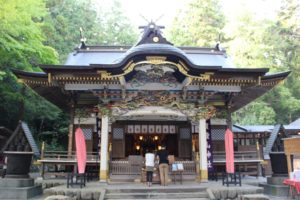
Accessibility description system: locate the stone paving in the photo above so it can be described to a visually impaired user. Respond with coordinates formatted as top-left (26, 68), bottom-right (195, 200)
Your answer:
top-left (26, 176), bottom-right (293, 200)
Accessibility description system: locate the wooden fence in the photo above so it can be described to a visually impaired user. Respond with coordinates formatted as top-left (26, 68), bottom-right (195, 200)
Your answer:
top-left (109, 160), bottom-right (196, 175)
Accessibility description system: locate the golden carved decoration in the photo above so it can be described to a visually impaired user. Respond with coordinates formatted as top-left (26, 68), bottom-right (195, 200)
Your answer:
top-left (48, 73), bottom-right (52, 83)
top-left (96, 58), bottom-right (213, 81)
top-left (123, 61), bottom-right (135, 75)
top-left (98, 71), bottom-right (112, 79)
top-left (146, 56), bottom-right (166, 65)
top-left (178, 61), bottom-right (189, 71)
top-left (175, 63), bottom-right (212, 81)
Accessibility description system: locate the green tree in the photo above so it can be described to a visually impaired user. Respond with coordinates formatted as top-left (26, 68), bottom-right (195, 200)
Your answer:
top-left (42, 0), bottom-right (102, 62)
top-left (0, 0), bottom-right (138, 151)
top-left (226, 0), bottom-right (300, 125)
top-left (96, 0), bottom-right (138, 46)
top-left (168, 0), bottom-right (300, 125)
top-left (0, 0), bottom-right (58, 129)
top-left (168, 0), bottom-right (225, 47)
top-left (224, 13), bottom-right (274, 69)
top-left (0, 0), bottom-right (69, 151)
top-left (0, 0), bottom-right (58, 71)
top-left (232, 101), bottom-right (276, 125)
top-left (43, 0), bottom-right (138, 62)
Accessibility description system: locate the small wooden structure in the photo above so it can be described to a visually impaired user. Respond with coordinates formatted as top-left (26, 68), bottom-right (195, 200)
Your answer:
top-left (0, 121), bottom-right (40, 178)
top-left (39, 151), bottom-right (99, 179)
top-left (0, 127), bottom-right (12, 176)
top-left (283, 137), bottom-right (300, 175)
top-left (0, 122), bottom-right (43, 200)
top-left (213, 151), bottom-right (263, 177)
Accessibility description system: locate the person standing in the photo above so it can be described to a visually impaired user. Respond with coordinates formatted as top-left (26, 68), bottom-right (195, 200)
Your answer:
top-left (145, 150), bottom-right (155, 187)
top-left (157, 145), bottom-right (169, 186)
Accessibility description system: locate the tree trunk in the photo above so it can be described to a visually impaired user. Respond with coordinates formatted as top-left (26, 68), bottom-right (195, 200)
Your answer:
top-left (17, 86), bottom-right (26, 121)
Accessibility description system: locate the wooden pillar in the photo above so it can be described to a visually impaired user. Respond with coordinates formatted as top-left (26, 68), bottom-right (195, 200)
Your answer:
top-left (198, 118), bottom-right (208, 182)
top-left (236, 133), bottom-right (239, 150)
top-left (286, 154), bottom-right (292, 175)
top-left (226, 109), bottom-right (232, 130)
top-left (67, 102), bottom-right (75, 157)
top-left (100, 115), bottom-right (109, 182)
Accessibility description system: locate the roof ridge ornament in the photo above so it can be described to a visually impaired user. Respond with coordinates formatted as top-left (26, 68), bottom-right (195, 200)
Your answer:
top-left (136, 22), bottom-right (172, 46)
top-left (215, 34), bottom-right (222, 51)
top-left (78, 27), bottom-right (87, 49)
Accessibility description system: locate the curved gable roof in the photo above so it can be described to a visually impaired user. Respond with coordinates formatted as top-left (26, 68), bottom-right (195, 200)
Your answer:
top-left (65, 44), bottom-right (235, 69)
top-left (64, 22), bottom-right (235, 69)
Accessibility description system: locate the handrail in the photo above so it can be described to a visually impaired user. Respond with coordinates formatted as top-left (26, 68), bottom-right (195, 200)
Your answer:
top-left (41, 151), bottom-right (99, 161)
top-left (213, 151), bottom-right (260, 161)
top-left (213, 151), bottom-right (257, 154)
top-left (43, 151), bottom-right (98, 154)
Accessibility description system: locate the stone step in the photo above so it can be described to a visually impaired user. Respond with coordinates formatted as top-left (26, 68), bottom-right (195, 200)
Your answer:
top-left (0, 178), bottom-right (34, 187)
top-left (259, 183), bottom-right (289, 197)
top-left (106, 187), bottom-right (207, 194)
top-left (104, 192), bottom-right (208, 199)
top-left (0, 185), bottom-right (42, 199)
top-left (105, 198), bottom-right (209, 200)
top-left (267, 177), bottom-right (288, 185)
top-left (239, 194), bottom-right (270, 200)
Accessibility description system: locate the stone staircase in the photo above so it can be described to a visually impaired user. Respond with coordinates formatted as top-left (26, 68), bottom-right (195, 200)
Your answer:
top-left (104, 187), bottom-right (209, 200)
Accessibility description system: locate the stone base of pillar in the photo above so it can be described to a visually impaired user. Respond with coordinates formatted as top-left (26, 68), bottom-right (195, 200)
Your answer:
top-left (200, 169), bottom-right (208, 182)
top-left (99, 170), bottom-right (108, 181)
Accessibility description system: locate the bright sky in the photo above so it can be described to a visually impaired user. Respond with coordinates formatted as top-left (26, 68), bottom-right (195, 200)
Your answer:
top-left (95, 0), bottom-right (282, 30)
top-left (120, 0), bottom-right (188, 27)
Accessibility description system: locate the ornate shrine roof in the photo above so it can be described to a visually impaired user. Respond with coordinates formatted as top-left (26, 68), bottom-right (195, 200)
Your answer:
top-left (64, 44), bottom-right (235, 69)
top-left (12, 23), bottom-right (290, 114)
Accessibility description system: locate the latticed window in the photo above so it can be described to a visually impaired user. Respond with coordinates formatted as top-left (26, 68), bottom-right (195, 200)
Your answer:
top-left (82, 128), bottom-right (93, 140)
top-left (211, 129), bottom-right (226, 141)
top-left (113, 128), bottom-right (124, 139)
top-left (180, 128), bottom-right (191, 139)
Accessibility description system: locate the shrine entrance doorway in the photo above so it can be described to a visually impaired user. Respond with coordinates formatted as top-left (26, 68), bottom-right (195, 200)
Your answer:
top-left (111, 121), bottom-right (192, 160)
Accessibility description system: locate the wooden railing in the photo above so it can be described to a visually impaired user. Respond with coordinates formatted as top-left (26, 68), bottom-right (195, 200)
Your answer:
top-left (41, 151), bottom-right (99, 161)
top-left (110, 160), bottom-right (141, 175)
top-left (176, 161), bottom-right (196, 175)
top-left (213, 151), bottom-right (261, 161)
top-left (110, 160), bottom-right (196, 175)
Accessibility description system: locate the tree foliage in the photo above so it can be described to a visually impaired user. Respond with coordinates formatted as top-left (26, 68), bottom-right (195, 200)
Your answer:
top-left (0, 0), bottom-right (58, 126)
top-left (0, 0), bottom-right (138, 150)
top-left (169, 0), bottom-right (300, 125)
top-left (231, 0), bottom-right (300, 124)
top-left (0, 0), bottom-right (58, 72)
top-left (42, 0), bottom-right (101, 62)
top-left (96, 0), bottom-right (138, 46)
top-left (232, 101), bottom-right (276, 125)
top-left (168, 0), bottom-right (225, 47)
top-left (43, 0), bottom-right (138, 62)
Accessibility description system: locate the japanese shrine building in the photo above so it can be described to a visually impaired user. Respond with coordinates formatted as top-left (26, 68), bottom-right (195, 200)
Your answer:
top-left (13, 23), bottom-right (289, 182)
